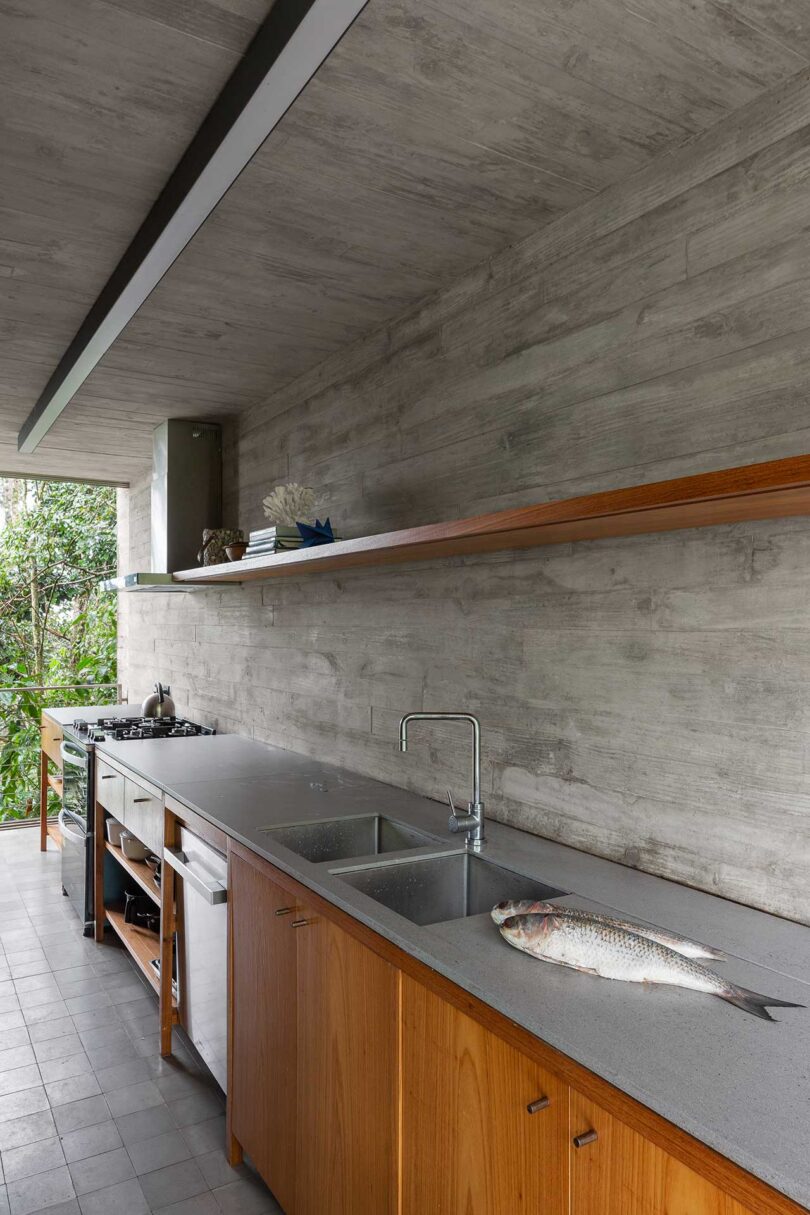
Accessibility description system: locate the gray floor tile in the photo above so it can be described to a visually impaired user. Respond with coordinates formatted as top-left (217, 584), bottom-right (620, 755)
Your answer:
top-left (6, 1164), bottom-right (74, 1215)
top-left (0, 1092), bottom-right (49, 1127)
top-left (51, 1098), bottom-right (110, 1137)
top-left (77, 1177), bottom-right (148, 1215)
top-left (178, 1116), bottom-right (226, 1158)
top-left (0, 1016), bottom-right (25, 1035)
top-left (138, 1158), bottom-right (207, 1209)
top-left (128, 1129), bottom-right (191, 1177)
top-left (0, 1071), bottom-right (40, 1101)
top-left (62, 994), bottom-right (109, 1017)
top-left (152, 1193), bottom-right (220, 1215)
top-left (167, 1092), bottom-right (222, 1130)
top-left (12, 977), bottom-right (58, 997)
top-left (30, 1039), bottom-right (81, 1067)
top-left (21, 1003), bottom-right (69, 1027)
top-left (37, 1056), bottom-right (92, 1087)
top-left (16, 989), bottom-right (61, 1013)
top-left (69, 1007), bottom-right (119, 1035)
top-left (104, 1081), bottom-right (163, 1119)
top-left (28, 1201), bottom-right (79, 1215)
top-left (27, 1020), bottom-right (74, 1045)
top-left (67, 1147), bottom-right (133, 1196)
top-left (83, 1040), bottom-right (138, 1073)
top-left (0, 1112), bottom-right (56, 1154)
top-left (1, 1136), bottom-right (65, 1183)
top-left (196, 1148), bottom-right (244, 1190)
top-left (92, 1060), bottom-right (151, 1095)
top-left (0, 1052), bottom-right (34, 1078)
top-left (114, 1104), bottom-right (175, 1148)
top-left (58, 1121), bottom-right (122, 1165)
top-left (43, 1075), bottom-right (100, 1110)
top-left (214, 1177), bottom-right (283, 1215)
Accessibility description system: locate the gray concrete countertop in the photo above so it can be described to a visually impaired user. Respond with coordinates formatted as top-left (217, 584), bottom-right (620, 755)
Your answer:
top-left (90, 730), bottom-right (810, 1210)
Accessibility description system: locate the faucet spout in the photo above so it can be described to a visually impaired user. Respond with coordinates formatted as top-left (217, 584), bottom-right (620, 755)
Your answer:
top-left (397, 712), bottom-right (485, 850)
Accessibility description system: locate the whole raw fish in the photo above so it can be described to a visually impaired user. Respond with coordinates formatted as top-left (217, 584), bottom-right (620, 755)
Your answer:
top-left (491, 899), bottom-right (724, 961)
top-left (499, 912), bottom-right (803, 1022)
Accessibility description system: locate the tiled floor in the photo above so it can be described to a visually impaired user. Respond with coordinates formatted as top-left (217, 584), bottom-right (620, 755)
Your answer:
top-left (0, 827), bottom-right (281, 1215)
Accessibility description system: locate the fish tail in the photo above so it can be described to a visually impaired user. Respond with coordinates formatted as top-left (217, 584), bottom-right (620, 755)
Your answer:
top-left (701, 945), bottom-right (727, 962)
top-left (720, 984), bottom-right (804, 1022)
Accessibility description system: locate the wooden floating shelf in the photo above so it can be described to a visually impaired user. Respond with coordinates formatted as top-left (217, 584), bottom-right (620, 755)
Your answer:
top-left (46, 822), bottom-right (63, 851)
top-left (105, 841), bottom-right (161, 905)
top-left (104, 907), bottom-right (178, 1016)
top-left (46, 774), bottom-right (63, 796)
top-left (172, 454), bottom-right (810, 586)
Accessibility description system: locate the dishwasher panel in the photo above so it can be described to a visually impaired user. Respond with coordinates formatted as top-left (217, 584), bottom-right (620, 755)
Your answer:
top-left (166, 827), bottom-right (228, 1092)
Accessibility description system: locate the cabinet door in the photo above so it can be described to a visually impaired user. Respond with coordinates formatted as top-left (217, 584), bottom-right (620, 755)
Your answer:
top-left (570, 1093), bottom-right (758, 1215)
top-left (295, 911), bottom-right (399, 1215)
top-left (401, 975), bottom-right (567, 1215)
top-left (96, 760), bottom-right (124, 818)
top-left (229, 849), bottom-right (298, 1214)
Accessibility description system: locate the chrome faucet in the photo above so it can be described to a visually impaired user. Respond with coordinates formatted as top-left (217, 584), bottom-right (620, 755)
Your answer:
top-left (398, 712), bottom-right (486, 851)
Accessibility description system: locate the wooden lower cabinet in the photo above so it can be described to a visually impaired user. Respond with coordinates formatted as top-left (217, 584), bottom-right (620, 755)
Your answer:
top-left (401, 975), bottom-right (567, 1215)
top-left (229, 849), bottom-right (298, 1214)
top-left (295, 908), bottom-right (399, 1215)
top-left (570, 1093), bottom-right (759, 1215)
top-left (228, 845), bottom-right (398, 1215)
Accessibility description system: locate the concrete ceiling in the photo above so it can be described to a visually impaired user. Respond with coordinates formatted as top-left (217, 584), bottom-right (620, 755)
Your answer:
top-left (0, 0), bottom-right (807, 484)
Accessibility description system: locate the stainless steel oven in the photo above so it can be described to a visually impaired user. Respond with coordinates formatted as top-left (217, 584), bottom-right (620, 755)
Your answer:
top-left (59, 738), bottom-right (95, 935)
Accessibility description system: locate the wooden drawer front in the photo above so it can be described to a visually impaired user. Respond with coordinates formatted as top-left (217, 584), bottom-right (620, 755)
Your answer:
top-left (96, 760), bottom-right (124, 818)
top-left (41, 715), bottom-right (63, 767)
top-left (123, 779), bottom-right (163, 856)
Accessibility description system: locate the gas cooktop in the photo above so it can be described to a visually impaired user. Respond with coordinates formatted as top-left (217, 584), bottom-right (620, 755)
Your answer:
top-left (71, 716), bottom-right (215, 743)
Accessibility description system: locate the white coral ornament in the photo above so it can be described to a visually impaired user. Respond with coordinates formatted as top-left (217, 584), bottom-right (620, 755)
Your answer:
top-left (262, 483), bottom-right (316, 526)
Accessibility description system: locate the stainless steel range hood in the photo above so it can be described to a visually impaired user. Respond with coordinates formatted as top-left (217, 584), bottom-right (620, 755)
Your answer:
top-left (102, 420), bottom-right (222, 594)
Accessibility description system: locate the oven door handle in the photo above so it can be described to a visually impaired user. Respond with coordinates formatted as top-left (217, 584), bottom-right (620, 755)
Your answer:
top-left (60, 742), bottom-right (87, 769)
top-left (58, 808), bottom-right (86, 844)
top-left (163, 847), bottom-right (228, 905)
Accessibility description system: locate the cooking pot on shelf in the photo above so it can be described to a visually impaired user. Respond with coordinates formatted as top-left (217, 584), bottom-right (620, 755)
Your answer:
top-left (141, 681), bottom-right (176, 719)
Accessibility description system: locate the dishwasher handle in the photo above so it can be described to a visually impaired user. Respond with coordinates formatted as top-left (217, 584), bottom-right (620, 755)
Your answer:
top-left (163, 846), bottom-right (228, 905)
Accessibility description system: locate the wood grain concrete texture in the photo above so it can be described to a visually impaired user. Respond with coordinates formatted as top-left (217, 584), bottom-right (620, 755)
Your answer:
top-left (4, 0), bottom-right (810, 483)
top-left (117, 80), bottom-right (810, 924)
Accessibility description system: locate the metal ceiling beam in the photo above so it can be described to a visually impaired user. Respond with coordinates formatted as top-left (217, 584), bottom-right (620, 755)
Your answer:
top-left (17, 0), bottom-right (369, 454)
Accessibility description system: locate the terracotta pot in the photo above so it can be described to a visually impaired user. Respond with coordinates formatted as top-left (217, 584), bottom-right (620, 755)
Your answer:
top-left (225, 542), bottom-right (248, 562)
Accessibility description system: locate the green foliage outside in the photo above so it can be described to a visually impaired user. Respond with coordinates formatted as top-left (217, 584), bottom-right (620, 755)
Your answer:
top-left (0, 479), bottom-right (118, 820)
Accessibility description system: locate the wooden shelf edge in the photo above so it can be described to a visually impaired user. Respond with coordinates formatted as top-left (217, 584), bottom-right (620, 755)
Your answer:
top-left (105, 841), bottom-right (161, 905)
top-left (104, 908), bottom-right (178, 1016)
top-left (172, 454), bottom-right (810, 585)
top-left (46, 822), bottom-right (63, 851)
top-left (46, 773), bottom-right (63, 796)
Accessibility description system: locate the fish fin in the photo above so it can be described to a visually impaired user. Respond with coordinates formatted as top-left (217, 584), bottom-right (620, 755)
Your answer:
top-left (721, 984), bottom-right (804, 1022)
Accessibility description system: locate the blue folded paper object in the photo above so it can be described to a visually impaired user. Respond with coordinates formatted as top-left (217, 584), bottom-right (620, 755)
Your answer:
top-left (296, 518), bottom-right (336, 548)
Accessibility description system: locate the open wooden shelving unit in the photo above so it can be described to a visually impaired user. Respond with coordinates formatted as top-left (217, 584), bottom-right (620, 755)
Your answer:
top-left (172, 454), bottom-right (810, 586)
top-left (105, 840), bottom-right (161, 903)
top-left (104, 907), bottom-right (177, 1019)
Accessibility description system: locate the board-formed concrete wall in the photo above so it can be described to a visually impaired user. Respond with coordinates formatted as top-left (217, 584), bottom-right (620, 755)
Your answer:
top-left (119, 77), bottom-right (810, 922)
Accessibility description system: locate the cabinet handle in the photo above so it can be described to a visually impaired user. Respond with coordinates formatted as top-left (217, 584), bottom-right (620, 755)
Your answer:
top-left (101, 775), bottom-right (115, 780)
top-left (526, 1096), bottom-right (550, 1114)
top-left (275, 907), bottom-right (294, 917)
top-left (573, 1130), bottom-right (598, 1148)
top-left (132, 797), bottom-right (151, 803)
top-left (291, 918), bottom-right (313, 928)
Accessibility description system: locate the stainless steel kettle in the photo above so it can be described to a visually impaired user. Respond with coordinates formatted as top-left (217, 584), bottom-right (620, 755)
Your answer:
top-left (141, 681), bottom-right (176, 719)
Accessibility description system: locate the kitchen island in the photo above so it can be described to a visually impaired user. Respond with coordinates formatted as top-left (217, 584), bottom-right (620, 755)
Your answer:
top-left (72, 726), bottom-right (810, 1214)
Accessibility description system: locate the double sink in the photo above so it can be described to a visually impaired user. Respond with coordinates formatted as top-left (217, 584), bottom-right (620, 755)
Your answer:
top-left (262, 814), bottom-right (565, 927)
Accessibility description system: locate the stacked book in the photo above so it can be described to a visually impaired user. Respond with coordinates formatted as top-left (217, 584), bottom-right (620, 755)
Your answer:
top-left (244, 525), bottom-right (303, 558)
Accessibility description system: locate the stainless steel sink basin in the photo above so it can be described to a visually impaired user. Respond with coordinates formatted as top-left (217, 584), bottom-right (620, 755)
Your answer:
top-left (260, 815), bottom-right (438, 863)
top-left (334, 852), bottom-right (566, 926)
